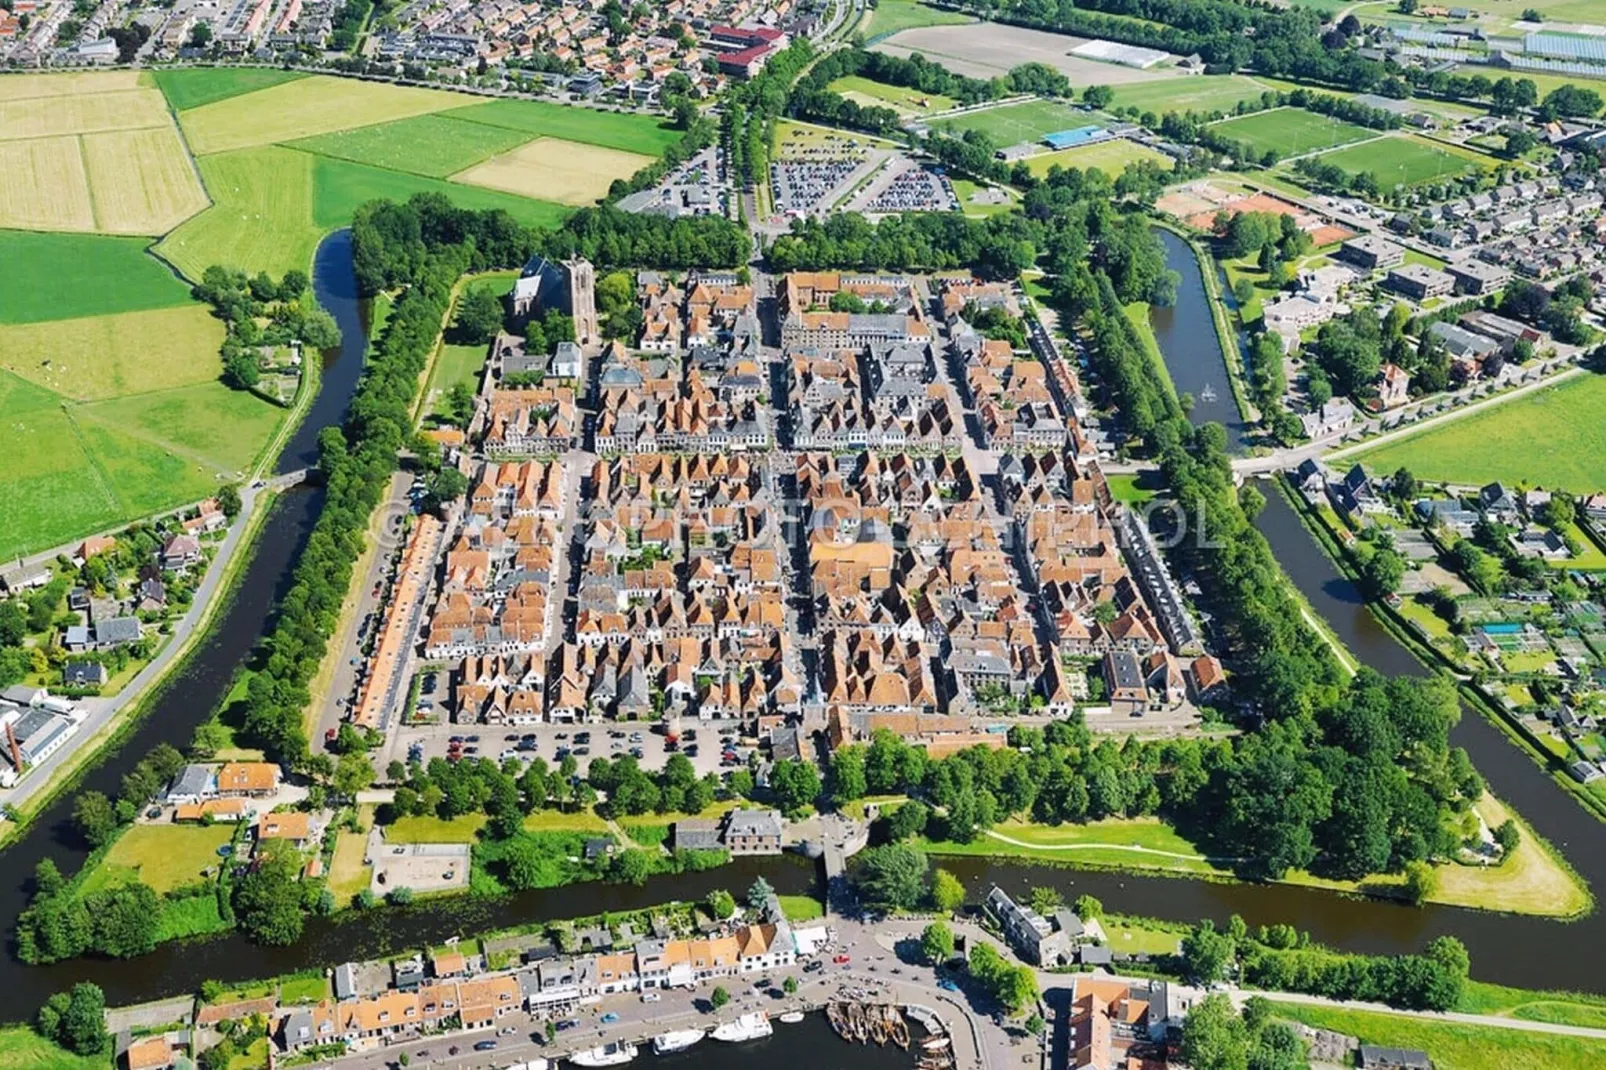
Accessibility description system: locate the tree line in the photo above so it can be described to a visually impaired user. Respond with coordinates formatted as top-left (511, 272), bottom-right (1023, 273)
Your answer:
top-left (723, 38), bottom-right (816, 189)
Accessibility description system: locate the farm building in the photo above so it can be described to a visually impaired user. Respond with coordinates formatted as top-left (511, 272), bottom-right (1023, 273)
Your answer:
top-left (1070, 39), bottom-right (1170, 69)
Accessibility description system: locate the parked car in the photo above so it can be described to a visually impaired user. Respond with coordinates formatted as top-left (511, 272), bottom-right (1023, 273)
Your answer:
top-left (601, 1012), bottom-right (619, 1024)
top-left (474, 1040), bottom-right (497, 1051)
top-left (642, 992), bottom-right (662, 1002)
top-left (938, 979), bottom-right (960, 992)
top-left (833, 954), bottom-right (851, 964)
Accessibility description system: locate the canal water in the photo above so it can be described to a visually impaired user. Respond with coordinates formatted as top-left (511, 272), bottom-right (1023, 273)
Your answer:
top-left (1147, 228), bottom-right (1249, 453)
top-left (3, 230), bottom-right (1601, 1014)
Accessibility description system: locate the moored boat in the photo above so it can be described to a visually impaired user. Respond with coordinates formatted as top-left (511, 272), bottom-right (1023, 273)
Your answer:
top-left (651, 1029), bottom-right (706, 1054)
top-left (778, 1012), bottom-right (805, 1024)
top-left (711, 1012), bottom-right (774, 1042)
top-left (571, 1041), bottom-right (638, 1067)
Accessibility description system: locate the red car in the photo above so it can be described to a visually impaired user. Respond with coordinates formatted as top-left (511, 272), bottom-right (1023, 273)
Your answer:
top-left (833, 954), bottom-right (851, 964)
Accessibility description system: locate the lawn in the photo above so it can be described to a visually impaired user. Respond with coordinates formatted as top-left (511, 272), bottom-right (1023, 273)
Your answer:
top-left (0, 305), bottom-right (225, 400)
top-left (157, 145), bottom-right (322, 281)
top-left (1432, 796), bottom-right (1591, 919)
top-left (1108, 75), bottom-right (1274, 116)
top-left (1025, 139), bottom-right (1171, 178)
top-left (309, 155), bottom-right (574, 231)
top-left (1100, 914), bottom-right (1183, 956)
top-left (779, 894), bottom-right (825, 921)
top-left (387, 813), bottom-right (487, 843)
top-left (862, 0), bottom-right (974, 41)
top-left (154, 67), bottom-right (307, 111)
top-left (289, 113), bottom-right (533, 178)
top-left (424, 274), bottom-right (515, 416)
top-left (1268, 1003), bottom-right (1606, 1070)
top-left (0, 1025), bottom-right (108, 1070)
top-left (925, 817), bottom-right (1230, 878)
top-left (446, 98), bottom-right (682, 156)
top-left (1106, 471), bottom-right (1161, 506)
top-left (80, 824), bottom-right (235, 896)
top-left (930, 99), bottom-right (1090, 146)
top-left (327, 806), bottom-right (375, 905)
top-left (951, 178), bottom-right (1020, 218)
top-left (1312, 134), bottom-right (1492, 192)
top-left (827, 74), bottom-right (957, 115)
top-left (280, 974), bottom-right (331, 1004)
top-left (0, 231), bottom-right (196, 324)
top-left (1209, 107), bottom-right (1375, 157)
top-left (177, 75), bottom-right (469, 155)
top-left (78, 382), bottom-right (288, 476)
top-left (1350, 373), bottom-right (1606, 494)
top-left (522, 808), bottom-right (611, 832)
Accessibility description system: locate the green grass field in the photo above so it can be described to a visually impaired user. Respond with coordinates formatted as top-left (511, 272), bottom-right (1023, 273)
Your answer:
top-left (290, 113), bottom-right (533, 178)
top-left (1109, 75), bottom-right (1274, 115)
top-left (1314, 134), bottom-right (1492, 191)
top-left (827, 75), bottom-right (957, 115)
top-left (157, 145), bottom-right (322, 280)
top-left (425, 273), bottom-right (516, 416)
top-left (0, 305), bottom-right (225, 401)
top-left (78, 381), bottom-right (287, 476)
top-left (154, 67), bottom-right (307, 111)
top-left (309, 155), bottom-right (573, 231)
top-left (1351, 374), bottom-right (1606, 494)
top-left (0, 230), bottom-right (196, 324)
top-left (862, 0), bottom-right (974, 41)
top-left (951, 178), bottom-right (1020, 218)
top-left (1025, 138), bottom-right (1171, 177)
top-left (930, 99), bottom-right (1091, 146)
top-left (80, 824), bottom-right (235, 896)
top-left (779, 894), bottom-right (826, 921)
top-left (445, 99), bottom-right (682, 156)
top-left (1210, 107), bottom-right (1375, 156)
top-left (0, 1025), bottom-right (109, 1070)
top-left (1269, 1003), bottom-right (1606, 1070)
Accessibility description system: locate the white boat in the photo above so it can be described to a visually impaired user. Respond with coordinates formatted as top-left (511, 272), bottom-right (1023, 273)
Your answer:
top-left (502, 1061), bottom-right (552, 1070)
top-left (651, 1029), bottom-right (706, 1054)
top-left (711, 1012), bottom-right (774, 1042)
top-left (778, 1012), bottom-right (805, 1024)
top-left (570, 1042), bottom-right (638, 1067)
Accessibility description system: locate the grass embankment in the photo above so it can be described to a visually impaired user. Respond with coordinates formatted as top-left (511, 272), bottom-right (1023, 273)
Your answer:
top-left (1269, 1003), bottom-right (1606, 1070)
top-left (0, 1026), bottom-right (108, 1070)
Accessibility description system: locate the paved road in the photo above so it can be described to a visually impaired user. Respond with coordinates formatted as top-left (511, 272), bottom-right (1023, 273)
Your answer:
top-left (0, 479), bottom-right (280, 817)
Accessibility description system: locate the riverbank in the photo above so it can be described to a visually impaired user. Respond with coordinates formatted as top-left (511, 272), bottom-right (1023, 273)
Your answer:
top-left (921, 806), bottom-right (1590, 919)
top-left (0, 487), bottom-right (278, 850)
top-left (1151, 217), bottom-right (1258, 427)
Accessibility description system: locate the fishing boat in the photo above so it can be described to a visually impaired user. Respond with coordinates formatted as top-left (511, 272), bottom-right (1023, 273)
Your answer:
top-left (570, 1041), bottom-right (638, 1067)
top-left (921, 1036), bottom-right (951, 1052)
top-left (711, 1012), bottom-right (773, 1042)
top-left (778, 1012), bottom-right (806, 1024)
top-left (889, 1014), bottom-right (910, 1050)
top-left (827, 1002), bottom-right (850, 1039)
top-left (651, 1029), bottom-right (706, 1055)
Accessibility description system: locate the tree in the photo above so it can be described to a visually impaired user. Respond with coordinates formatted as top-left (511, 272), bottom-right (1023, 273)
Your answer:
top-left (1072, 894), bottom-right (1104, 922)
top-left (1029, 886), bottom-right (1063, 916)
top-left (1180, 994), bottom-right (1249, 1070)
top-left (72, 791), bottom-right (118, 849)
top-left (854, 842), bottom-right (929, 911)
top-left (1403, 859), bottom-right (1437, 905)
top-left (1024, 1014), bottom-right (1045, 1036)
top-left (829, 745), bottom-right (868, 805)
top-left (921, 920), bottom-right (956, 964)
top-left (332, 752), bottom-right (375, 799)
top-left (706, 889), bottom-right (736, 919)
top-left (747, 876), bottom-right (775, 911)
top-left (931, 867), bottom-right (966, 914)
top-left (224, 352), bottom-right (260, 390)
top-left (232, 840), bottom-right (307, 946)
top-left (188, 21), bottom-right (212, 48)
top-left (609, 848), bottom-right (653, 885)
top-left (783, 975), bottom-right (798, 994)
top-left (37, 982), bottom-right (107, 1055)
top-left (1494, 818), bottom-right (1520, 854)
top-left (887, 799), bottom-right (929, 841)
top-left (1083, 84), bottom-right (1114, 109)
top-left (217, 483), bottom-right (242, 518)
top-left (710, 986), bottom-right (730, 1009)
top-left (454, 285), bottom-right (505, 344)
top-left (769, 758), bottom-right (821, 815)
top-left (1180, 920), bottom-right (1237, 985)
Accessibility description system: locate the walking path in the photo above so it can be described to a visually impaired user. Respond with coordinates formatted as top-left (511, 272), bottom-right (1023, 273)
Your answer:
top-left (981, 828), bottom-right (1229, 864)
top-left (1235, 988), bottom-right (1606, 1042)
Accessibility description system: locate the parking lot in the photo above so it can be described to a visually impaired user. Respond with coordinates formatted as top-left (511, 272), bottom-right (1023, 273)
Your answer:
top-left (385, 715), bottom-right (762, 779)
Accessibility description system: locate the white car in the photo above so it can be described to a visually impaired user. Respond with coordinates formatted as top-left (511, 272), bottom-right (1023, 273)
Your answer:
top-left (642, 992), bottom-right (662, 1002)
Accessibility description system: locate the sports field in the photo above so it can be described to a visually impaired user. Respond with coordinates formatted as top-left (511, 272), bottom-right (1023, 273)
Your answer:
top-left (0, 305), bottom-right (224, 400)
top-left (862, 0), bottom-right (974, 41)
top-left (1350, 374), bottom-right (1606, 493)
top-left (1108, 75), bottom-right (1273, 115)
top-left (930, 98), bottom-right (1091, 145)
top-left (178, 75), bottom-right (469, 154)
top-left (453, 138), bottom-right (654, 206)
top-left (1025, 138), bottom-right (1171, 177)
top-left (289, 113), bottom-right (533, 177)
top-left (153, 67), bottom-right (306, 110)
top-left (827, 75), bottom-right (957, 115)
top-left (1313, 134), bottom-right (1492, 191)
top-left (0, 231), bottom-right (197, 323)
top-left (1209, 107), bottom-right (1374, 156)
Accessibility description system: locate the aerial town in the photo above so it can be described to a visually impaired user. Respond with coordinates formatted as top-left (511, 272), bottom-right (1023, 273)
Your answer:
top-left (6, 1), bottom-right (1606, 1069)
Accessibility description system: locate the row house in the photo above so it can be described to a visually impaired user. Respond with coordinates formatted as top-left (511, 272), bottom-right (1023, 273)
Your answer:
top-left (544, 632), bottom-right (801, 722)
top-left (937, 277), bottom-right (1021, 323)
top-left (450, 652), bottom-right (547, 724)
top-left (819, 629), bottom-right (940, 714)
top-left (279, 975), bottom-right (521, 1051)
top-left (469, 459), bottom-right (564, 520)
top-left (482, 387), bottom-right (581, 454)
top-left (575, 588), bottom-right (786, 646)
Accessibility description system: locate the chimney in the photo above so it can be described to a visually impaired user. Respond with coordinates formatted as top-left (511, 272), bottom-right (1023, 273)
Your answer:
top-left (5, 720), bottom-right (22, 772)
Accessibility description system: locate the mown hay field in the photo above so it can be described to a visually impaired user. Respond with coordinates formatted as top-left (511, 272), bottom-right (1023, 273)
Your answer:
top-left (82, 126), bottom-right (210, 235)
top-left (0, 87), bottom-right (171, 141)
top-left (178, 75), bottom-right (470, 154)
top-left (153, 67), bottom-right (306, 111)
top-left (0, 69), bottom-right (146, 100)
top-left (0, 136), bottom-right (95, 231)
top-left (453, 138), bottom-right (655, 205)
top-left (156, 145), bottom-right (323, 281)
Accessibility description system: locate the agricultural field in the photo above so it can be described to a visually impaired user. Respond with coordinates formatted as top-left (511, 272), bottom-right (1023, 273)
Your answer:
top-left (1351, 373), bottom-right (1606, 493)
top-left (0, 231), bottom-right (197, 324)
top-left (80, 126), bottom-right (210, 235)
top-left (1209, 106), bottom-right (1375, 156)
top-left (153, 67), bottom-right (307, 110)
top-left (445, 98), bottom-right (683, 156)
top-left (0, 137), bottom-right (94, 231)
top-left (1312, 134), bottom-right (1493, 191)
top-left (453, 138), bottom-right (654, 206)
top-left (1269, 1003), bottom-right (1606, 1070)
top-left (0, 68), bottom-right (146, 99)
top-left (78, 381), bottom-right (288, 476)
top-left (1107, 74), bottom-right (1275, 115)
top-left (1024, 138), bottom-right (1171, 177)
top-left (861, 0), bottom-right (974, 41)
top-left (157, 146), bottom-right (323, 281)
top-left (309, 155), bottom-right (573, 231)
top-left (827, 74), bottom-right (957, 115)
top-left (0, 87), bottom-right (170, 141)
top-left (289, 113), bottom-right (533, 178)
top-left (929, 98), bottom-right (1091, 145)
top-left (0, 305), bottom-right (225, 400)
top-left (177, 75), bottom-right (469, 154)
top-left (79, 824), bottom-right (235, 896)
